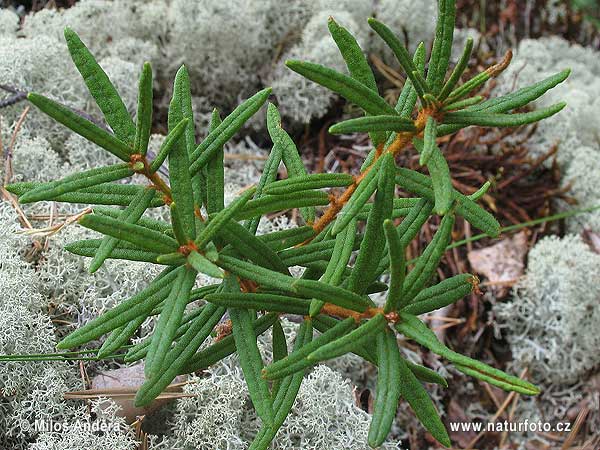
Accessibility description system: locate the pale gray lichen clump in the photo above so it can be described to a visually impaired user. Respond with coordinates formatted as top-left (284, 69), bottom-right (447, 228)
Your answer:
top-left (494, 235), bottom-right (600, 384)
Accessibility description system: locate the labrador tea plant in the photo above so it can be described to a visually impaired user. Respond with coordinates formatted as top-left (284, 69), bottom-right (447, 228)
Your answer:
top-left (5, 0), bottom-right (569, 447)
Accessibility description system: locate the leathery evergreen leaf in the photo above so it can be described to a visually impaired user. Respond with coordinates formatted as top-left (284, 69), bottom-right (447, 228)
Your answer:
top-left (395, 167), bottom-right (500, 237)
top-left (402, 212), bottom-right (455, 303)
top-left (56, 268), bottom-right (178, 349)
top-left (134, 62), bottom-right (153, 155)
top-left (439, 37), bottom-right (473, 101)
top-left (347, 153), bottom-right (395, 294)
top-left (328, 16), bottom-right (385, 145)
top-left (329, 115), bottom-right (416, 134)
top-left (270, 319), bottom-right (288, 398)
top-left (285, 60), bottom-right (397, 116)
top-left (27, 93), bottom-right (132, 161)
top-left (263, 173), bottom-right (354, 196)
top-left (219, 220), bottom-right (289, 274)
top-left (249, 319), bottom-right (312, 450)
top-left (331, 156), bottom-right (383, 235)
top-left (135, 302), bottom-right (226, 407)
top-left (367, 18), bottom-right (430, 98)
top-left (180, 313), bottom-right (278, 373)
top-left (262, 317), bottom-right (355, 380)
top-left (89, 186), bottom-right (156, 273)
top-left (5, 181), bottom-right (165, 207)
top-left (383, 219), bottom-right (405, 313)
top-left (267, 103), bottom-right (314, 223)
top-left (443, 102), bottom-right (566, 128)
top-left (79, 212), bottom-right (179, 254)
top-left (420, 117), bottom-right (437, 166)
top-left (426, 0), bottom-right (456, 95)
top-left (309, 218), bottom-right (357, 316)
top-left (195, 188), bottom-right (255, 248)
top-left (395, 355), bottom-right (451, 447)
top-left (145, 266), bottom-right (197, 378)
top-left (18, 163), bottom-right (134, 204)
top-left (206, 292), bottom-right (310, 316)
top-left (235, 190), bottom-right (329, 220)
top-left (230, 307), bottom-right (274, 425)
top-left (65, 239), bottom-right (161, 264)
top-left (395, 42), bottom-right (426, 118)
top-left (149, 118), bottom-right (189, 173)
top-left (187, 250), bottom-right (224, 278)
top-left (189, 88), bottom-right (271, 175)
top-left (98, 313), bottom-right (146, 358)
top-left (368, 327), bottom-right (402, 447)
top-left (292, 277), bottom-right (372, 313)
top-left (402, 273), bottom-right (476, 315)
top-left (396, 313), bottom-right (540, 395)
top-left (206, 109), bottom-right (225, 213)
top-left (413, 138), bottom-right (453, 215)
top-left (168, 66), bottom-right (198, 241)
top-left (64, 28), bottom-right (136, 144)
top-left (307, 314), bottom-right (387, 363)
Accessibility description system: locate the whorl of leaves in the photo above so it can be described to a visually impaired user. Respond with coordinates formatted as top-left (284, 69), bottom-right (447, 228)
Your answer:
top-left (5, 2), bottom-right (568, 447)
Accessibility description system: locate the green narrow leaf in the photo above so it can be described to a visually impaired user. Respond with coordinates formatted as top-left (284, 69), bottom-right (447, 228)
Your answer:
top-left (6, 181), bottom-right (165, 207)
top-left (64, 28), bottom-right (136, 144)
top-left (187, 250), bottom-right (224, 278)
top-left (27, 93), bottom-right (132, 161)
top-left (235, 190), bottom-right (329, 220)
top-left (328, 16), bottom-right (386, 145)
top-left (395, 42), bottom-right (426, 118)
top-left (145, 266), bottom-right (197, 378)
top-left (266, 103), bottom-right (314, 223)
top-left (246, 124), bottom-right (283, 234)
top-left (309, 218), bottom-right (357, 316)
top-left (293, 278), bottom-right (372, 313)
top-left (403, 273), bottom-right (476, 315)
top-left (367, 18), bottom-right (430, 98)
top-left (135, 302), bottom-right (226, 407)
top-left (383, 219), bottom-right (406, 313)
top-left (443, 102), bottom-right (566, 127)
top-left (98, 314), bottom-right (146, 358)
top-left (206, 109), bottom-right (225, 214)
top-left (439, 37), bottom-right (474, 101)
top-left (190, 88), bottom-right (272, 175)
top-left (420, 117), bottom-right (437, 166)
top-left (405, 361), bottom-right (448, 387)
top-left (195, 188), bottom-right (255, 248)
top-left (56, 268), bottom-right (178, 349)
top-left (331, 156), bottom-right (383, 235)
top-left (285, 60), bottom-right (398, 116)
top-left (413, 138), bottom-right (453, 215)
top-left (18, 163), bottom-right (133, 204)
top-left (89, 186), bottom-right (156, 273)
top-left (396, 313), bottom-right (540, 395)
top-left (217, 255), bottom-right (297, 293)
top-left (427, 0), bottom-right (456, 95)
top-left (441, 95), bottom-right (484, 111)
top-left (180, 313), bottom-right (278, 373)
top-left (308, 314), bottom-right (387, 363)
top-left (66, 239), bottom-right (161, 264)
top-left (270, 319), bottom-right (288, 398)
top-left (329, 115), bottom-right (416, 134)
top-left (169, 202), bottom-right (188, 245)
top-left (263, 173), bottom-right (354, 196)
top-left (206, 292), bottom-right (310, 316)
top-left (79, 213), bottom-right (179, 254)
top-left (395, 167), bottom-right (499, 237)
top-left (368, 328), bottom-right (402, 447)
top-left (219, 220), bottom-right (289, 274)
top-left (149, 118), bottom-right (189, 173)
top-left (468, 181), bottom-right (491, 201)
top-left (248, 319), bottom-right (312, 450)
top-left (230, 307), bottom-right (274, 425)
top-left (402, 212), bottom-right (455, 303)
top-left (262, 317), bottom-right (355, 380)
top-left (168, 66), bottom-right (198, 241)
top-left (134, 62), bottom-right (153, 155)
top-left (347, 153), bottom-right (395, 294)
top-left (396, 356), bottom-right (451, 447)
